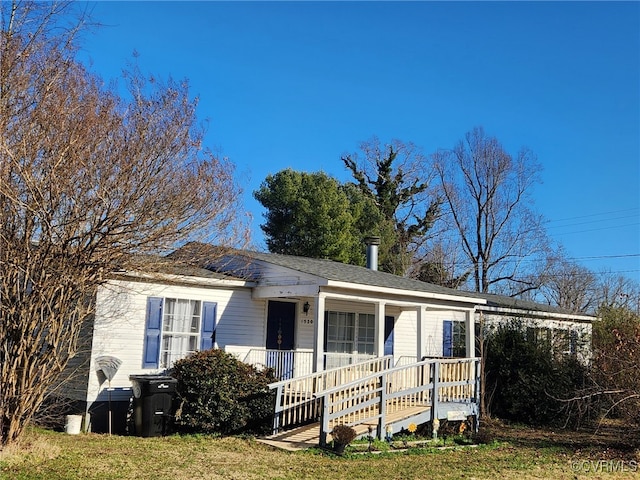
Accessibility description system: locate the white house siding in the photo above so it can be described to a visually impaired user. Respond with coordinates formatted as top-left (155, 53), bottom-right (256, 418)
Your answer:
top-left (390, 307), bottom-right (471, 361)
top-left (296, 297), bottom-right (315, 351)
top-left (325, 298), bottom-right (375, 315)
top-left (478, 311), bottom-right (593, 362)
top-left (253, 260), bottom-right (320, 287)
top-left (390, 309), bottom-right (418, 362)
top-left (422, 309), bottom-right (468, 358)
top-left (87, 278), bottom-right (260, 406)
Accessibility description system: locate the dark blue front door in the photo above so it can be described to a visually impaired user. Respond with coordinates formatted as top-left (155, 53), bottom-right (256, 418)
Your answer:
top-left (266, 301), bottom-right (296, 379)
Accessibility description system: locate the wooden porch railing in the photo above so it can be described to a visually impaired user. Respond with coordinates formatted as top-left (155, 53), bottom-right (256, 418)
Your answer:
top-left (394, 356), bottom-right (478, 402)
top-left (315, 357), bottom-right (480, 446)
top-left (243, 349), bottom-right (314, 380)
top-left (268, 356), bottom-right (394, 434)
top-left (242, 349), bottom-right (377, 381)
top-left (324, 352), bottom-right (376, 370)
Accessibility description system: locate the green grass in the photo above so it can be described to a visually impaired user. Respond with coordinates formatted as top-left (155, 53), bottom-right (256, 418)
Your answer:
top-left (1, 423), bottom-right (638, 480)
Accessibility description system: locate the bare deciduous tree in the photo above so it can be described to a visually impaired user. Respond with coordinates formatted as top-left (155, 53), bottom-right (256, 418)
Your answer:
top-left (0, 1), bottom-right (247, 446)
top-left (342, 137), bottom-right (441, 276)
top-left (539, 252), bottom-right (598, 314)
top-left (415, 240), bottom-right (470, 289)
top-left (596, 272), bottom-right (640, 313)
top-left (432, 126), bottom-right (550, 294)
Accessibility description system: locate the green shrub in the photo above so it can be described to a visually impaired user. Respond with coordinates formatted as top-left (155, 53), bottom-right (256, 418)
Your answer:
top-left (484, 320), bottom-right (589, 426)
top-left (170, 349), bottom-right (277, 436)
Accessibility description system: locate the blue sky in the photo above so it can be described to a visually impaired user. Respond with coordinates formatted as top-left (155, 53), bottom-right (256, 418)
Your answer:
top-left (79, 1), bottom-right (639, 284)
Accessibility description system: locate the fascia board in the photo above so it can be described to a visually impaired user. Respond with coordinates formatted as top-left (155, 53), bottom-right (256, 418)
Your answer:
top-left (252, 284), bottom-right (321, 299)
top-left (325, 280), bottom-right (487, 305)
top-left (114, 270), bottom-right (253, 288)
top-left (320, 290), bottom-right (477, 311)
top-left (478, 305), bottom-right (597, 323)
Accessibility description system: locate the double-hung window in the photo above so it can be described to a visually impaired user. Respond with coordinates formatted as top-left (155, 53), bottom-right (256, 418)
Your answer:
top-left (325, 312), bottom-right (376, 355)
top-left (143, 297), bottom-right (217, 369)
top-left (326, 312), bottom-right (355, 354)
top-left (357, 313), bottom-right (375, 355)
top-left (528, 327), bottom-right (578, 356)
top-left (161, 299), bottom-right (201, 368)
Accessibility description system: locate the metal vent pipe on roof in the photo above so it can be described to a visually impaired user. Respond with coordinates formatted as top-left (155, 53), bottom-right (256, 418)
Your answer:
top-left (364, 236), bottom-right (380, 271)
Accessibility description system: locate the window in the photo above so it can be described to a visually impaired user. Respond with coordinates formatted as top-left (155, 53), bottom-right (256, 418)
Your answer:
top-left (326, 312), bottom-right (355, 354)
top-left (161, 299), bottom-right (201, 368)
top-left (443, 320), bottom-right (466, 358)
top-left (325, 311), bottom-right (376, 355)
top-left (526, 326), bottom-right (552, 347)
top-left (528, 327), bottom-right (578, 356)
top-left (143, 297), bottom-right (217, 369)
top-left (357, 314), bottom-right (375, 355)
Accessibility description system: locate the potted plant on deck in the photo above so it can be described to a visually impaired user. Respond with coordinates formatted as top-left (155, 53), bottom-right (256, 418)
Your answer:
top-left (330, 424), bottom-right (358, 455)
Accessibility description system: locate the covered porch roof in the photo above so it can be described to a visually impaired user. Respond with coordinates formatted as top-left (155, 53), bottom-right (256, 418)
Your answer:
top-left (210, 249), bottom-right (487, 308)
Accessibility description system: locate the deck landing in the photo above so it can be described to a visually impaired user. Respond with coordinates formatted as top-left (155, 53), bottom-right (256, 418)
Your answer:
top-left (258, 424), bottom-right (321, 451)
top-left (258, 405), bottom-right (432, 451)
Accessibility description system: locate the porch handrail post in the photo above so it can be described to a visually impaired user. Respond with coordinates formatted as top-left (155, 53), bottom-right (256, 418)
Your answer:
top-left (377, 370), bottom-right (388, 440)
top-left (319, 394), bottom-right (329, 447)
top-left (474, 358), bottom-right (481, 430)
top-left (272, 383), bottom-right (284, 435)
top-left (431, 360), bottom-right (439, 434)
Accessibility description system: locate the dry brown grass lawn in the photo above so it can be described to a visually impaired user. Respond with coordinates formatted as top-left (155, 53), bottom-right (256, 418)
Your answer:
top-left (1, 421), bottom-right (638, 480)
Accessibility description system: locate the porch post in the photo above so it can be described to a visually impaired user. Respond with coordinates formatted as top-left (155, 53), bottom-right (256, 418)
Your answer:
top-left (374, 301), bottom-right (385, 357)
top-left (466, 309), bottom-right (476, 357)
top-left (313, 293), bottom-right (326, 372)
top-left (416, 305), bottom-right (425, 361)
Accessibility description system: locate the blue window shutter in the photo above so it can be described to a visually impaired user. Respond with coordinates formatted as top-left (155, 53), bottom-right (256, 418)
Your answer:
top-left (200, 301), bottom-right (217, 351)
top-left (384, 316), bottom-right (394, 356)
top-left (143, 297), bottom-right (163, 368)
top-left (443, 320), bottom-right (453, 357)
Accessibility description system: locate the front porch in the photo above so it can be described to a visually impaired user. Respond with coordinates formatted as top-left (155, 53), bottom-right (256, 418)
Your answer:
top-left (225, 286), bottom-right (480, 383)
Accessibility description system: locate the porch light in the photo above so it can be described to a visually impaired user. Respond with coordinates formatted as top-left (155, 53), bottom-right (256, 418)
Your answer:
top-left (303, 301), bottom-right (310, 315)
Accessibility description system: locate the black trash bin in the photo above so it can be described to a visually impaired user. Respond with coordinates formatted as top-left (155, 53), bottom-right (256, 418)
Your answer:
top-left (129, 375), bottom-right (177, 437)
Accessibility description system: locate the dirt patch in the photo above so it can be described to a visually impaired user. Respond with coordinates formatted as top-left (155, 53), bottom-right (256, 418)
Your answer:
top-left (483, 417), bottom-right (640, 459)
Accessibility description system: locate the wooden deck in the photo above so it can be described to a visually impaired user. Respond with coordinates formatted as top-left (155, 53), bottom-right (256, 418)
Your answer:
top-left (265, 357), bottom-right (480, 451)
top-left (259, 405), bottom-right (432, 451)
top-left (258, 423), bottom-right (322, 451)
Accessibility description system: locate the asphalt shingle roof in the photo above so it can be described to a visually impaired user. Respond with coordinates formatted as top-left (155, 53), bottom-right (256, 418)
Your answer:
top-left (126, 254), bottom-right (241, 281)
top-left (237, 250), bottom-right (485, 300)
top-left (169, 243), bottom-right (595, 318)
top-left (475, 292), bottom-right (588, 316)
